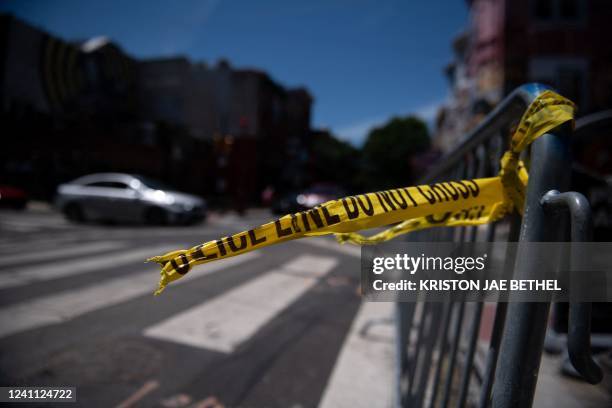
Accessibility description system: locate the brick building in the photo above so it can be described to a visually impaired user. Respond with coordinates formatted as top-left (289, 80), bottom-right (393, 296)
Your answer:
top-left (435, 0), bottom-right (612, 153)
top-left (0, 14), bottom-right (313, 204)
top-left (137, 57), bottom-right (312, 204)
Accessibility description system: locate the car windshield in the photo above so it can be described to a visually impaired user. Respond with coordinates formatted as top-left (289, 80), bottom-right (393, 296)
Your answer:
top-left (135, 176), bottom-right (174, 191)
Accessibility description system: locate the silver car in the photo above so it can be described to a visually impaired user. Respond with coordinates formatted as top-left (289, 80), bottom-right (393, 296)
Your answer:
top-left (56, 173), bottom-right (206, 225)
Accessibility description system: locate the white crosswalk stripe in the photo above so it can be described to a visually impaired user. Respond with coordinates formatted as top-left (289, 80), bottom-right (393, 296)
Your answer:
top-left (0, 217), bottom-right (73, 232)
top-left (0, 241), bottom-right (123, 267)
top-left (144, 254), bottom-right (339, 353)
top-left (0, 244), bottom-right (181, 289)
top-left (319, 301), bottom-right (395, 408)
top-left (0, 252), bottom-right (260, 339)
top-left (0, 235), bottom-right (79, 253)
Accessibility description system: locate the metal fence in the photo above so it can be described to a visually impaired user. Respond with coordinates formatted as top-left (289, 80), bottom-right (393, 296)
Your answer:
top-left (395, 83), bottom-right (604, 407)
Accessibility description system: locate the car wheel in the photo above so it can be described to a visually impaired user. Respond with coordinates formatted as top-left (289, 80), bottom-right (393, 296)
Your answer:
top-left (185, 214), bottom-right (205, 226)
top-left (145, 207), bottom-right (168, 225)
top-left (12, 200), bottom-right (27, 210)
top-left (65, 203), bottom-right (85, 223)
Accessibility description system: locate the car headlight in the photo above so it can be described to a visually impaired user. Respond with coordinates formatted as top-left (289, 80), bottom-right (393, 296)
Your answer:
top-left (153, 190), bottom-right (175, 205)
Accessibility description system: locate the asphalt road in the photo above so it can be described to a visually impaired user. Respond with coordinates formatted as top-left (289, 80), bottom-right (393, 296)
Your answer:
top-left (2, 208), bottom-right (608, 408)
top-left (0, 208), bottom-right (395, 408)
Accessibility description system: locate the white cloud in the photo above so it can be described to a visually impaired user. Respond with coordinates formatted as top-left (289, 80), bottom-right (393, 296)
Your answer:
top-left (333, 98), bottom-right (446, 147)
top-left (414, 100), bottom-right (443, 124)
top-left (334, 115), bottom-right (387, 147)
top-left (157, 0), bottom-right (220, 56)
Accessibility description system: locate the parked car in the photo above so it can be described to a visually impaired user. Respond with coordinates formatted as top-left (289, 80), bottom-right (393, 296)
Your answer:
top-left (271, 184), bottom-right (346, 214)
top-left (56, 173), bottom-right (206, 225)
top-left (0, 185), bottom-right (28, 210)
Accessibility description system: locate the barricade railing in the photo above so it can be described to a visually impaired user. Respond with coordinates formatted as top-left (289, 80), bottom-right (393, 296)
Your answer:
top-left (395, 83), bottom-right (604, 407)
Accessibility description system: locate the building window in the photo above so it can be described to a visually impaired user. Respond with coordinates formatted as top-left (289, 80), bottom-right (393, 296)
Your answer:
top-left (529, 57), bottom-right (588, 110)
top-left (535, 0), bottom-right (553, 19)
top-left (558, 67), bottom-right (584, 105)
top-left (559, 0), bottom-right (579, 18)
top-left (532, 0), bottom-right (585, 23)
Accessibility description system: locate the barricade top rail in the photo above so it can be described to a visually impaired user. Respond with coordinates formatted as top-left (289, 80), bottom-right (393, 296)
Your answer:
top-left (420, 83), bottom-right (553, 184)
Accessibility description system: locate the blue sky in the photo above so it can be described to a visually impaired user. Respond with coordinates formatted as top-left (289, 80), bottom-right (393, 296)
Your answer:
top-left (1, 0), bottom-right (468, 145)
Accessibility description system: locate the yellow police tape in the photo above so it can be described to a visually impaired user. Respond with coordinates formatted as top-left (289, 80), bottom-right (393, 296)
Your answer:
top-left (148, 90), bottom-right (575, 295)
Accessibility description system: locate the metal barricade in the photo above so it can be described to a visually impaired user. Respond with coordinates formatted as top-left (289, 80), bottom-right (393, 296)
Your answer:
top-left (395, 83), bottom-right (604, 407)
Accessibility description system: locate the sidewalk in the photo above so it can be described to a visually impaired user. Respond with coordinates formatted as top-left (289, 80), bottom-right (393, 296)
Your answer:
top-left (478, 304), bottom-right (611, 407)
top-left (534, 353), bottom-right (611, 408)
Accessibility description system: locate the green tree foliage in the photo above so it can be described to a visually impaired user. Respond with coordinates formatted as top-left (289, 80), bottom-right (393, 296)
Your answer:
top-left (310, 130), bottom-right (361, 193)
top-left (361, 116), bottom-right (430, 190)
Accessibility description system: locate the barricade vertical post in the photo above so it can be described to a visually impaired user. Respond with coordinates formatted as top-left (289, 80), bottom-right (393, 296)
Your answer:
top-left (491, 124), bottom-right (572, 407)
top-left (477, 214), bottom-right (521, 408)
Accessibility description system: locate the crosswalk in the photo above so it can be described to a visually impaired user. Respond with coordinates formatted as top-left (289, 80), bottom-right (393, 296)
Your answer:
top-left (0, 236), bottom-right (395, 407)
top-left (144, 255), bottom-right (339, 352)
top-left (0, 241), bottom-right (123, 267)
top-left (0, 244), bottom-right (180, 289)
top-left (0, 251), bottom-right (260, 338)
top-left (0, 215), bottom-right (74, 232)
